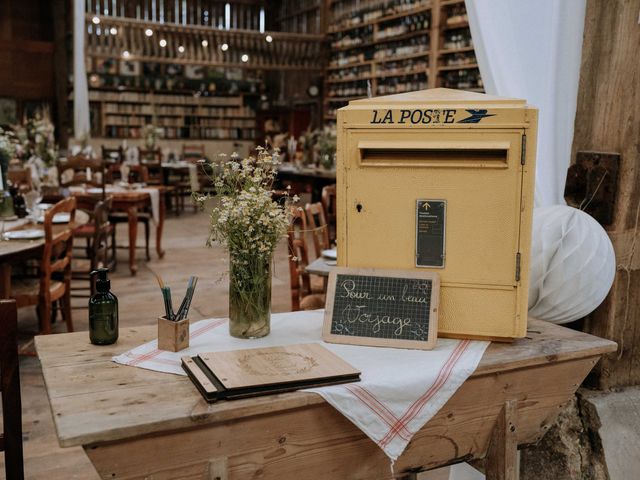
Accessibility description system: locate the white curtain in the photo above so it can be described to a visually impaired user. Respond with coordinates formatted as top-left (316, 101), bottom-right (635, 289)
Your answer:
top-left (73, 0), bottom-right (91, 139)
top-left (465, 0), bottom-right (586, 207)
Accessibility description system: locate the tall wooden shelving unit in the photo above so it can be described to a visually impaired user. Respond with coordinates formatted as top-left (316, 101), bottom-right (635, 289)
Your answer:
top-left (87, 89), bottom-right (256, 141)
top-left (324, 0), bottom-right (483, 122)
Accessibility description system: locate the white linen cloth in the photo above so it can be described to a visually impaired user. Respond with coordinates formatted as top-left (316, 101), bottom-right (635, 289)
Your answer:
top-left (465, 0), bottom-right (586, 207)
top-left (113, 310), bottom-right (489, 460)
top-left (188, 163), bottom-right (200, 193)
top-left (138, 187), bottom-right (160, 223)
top-left (73, 0), bottom-right (90, 139)
top-left (161, 162), bottom-right (200, 193)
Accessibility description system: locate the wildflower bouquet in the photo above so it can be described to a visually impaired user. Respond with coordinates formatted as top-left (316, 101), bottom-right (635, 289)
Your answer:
top-left (197, 147), bottom-right (296, 338)
top-left (0, 127), bottom-right (16, 188)
top-left (16, 116), bottom-right (57, 166)
top-left (142, 124), bottom-right (163, 150)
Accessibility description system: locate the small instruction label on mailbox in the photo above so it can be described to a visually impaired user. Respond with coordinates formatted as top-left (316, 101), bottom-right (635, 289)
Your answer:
top-left (416, 200), bottom-right (446, 268)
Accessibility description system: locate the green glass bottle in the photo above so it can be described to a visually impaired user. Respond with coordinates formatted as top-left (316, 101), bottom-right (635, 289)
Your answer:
top-left (89, 268), bottom-right (119, 345)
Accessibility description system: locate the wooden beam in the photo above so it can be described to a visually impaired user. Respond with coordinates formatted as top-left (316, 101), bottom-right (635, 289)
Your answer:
top-left (571, 0), bottom-right (640, 389)
top-left (485, 400), bottom-right (519, 480)
top-left (52, 0), bottom-right (70, 147)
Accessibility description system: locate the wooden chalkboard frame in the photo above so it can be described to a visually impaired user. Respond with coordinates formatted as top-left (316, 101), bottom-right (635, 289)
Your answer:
top-left (322, 267), bottom-right (440, 350)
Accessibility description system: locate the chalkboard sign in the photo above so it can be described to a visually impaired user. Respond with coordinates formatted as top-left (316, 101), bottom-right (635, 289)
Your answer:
top-left (416, 199), bottom-right (446, 268)
top-left (323, 268), bottom-right (439, 350)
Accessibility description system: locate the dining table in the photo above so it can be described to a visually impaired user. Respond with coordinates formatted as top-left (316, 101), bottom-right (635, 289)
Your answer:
top-left (276, 166), bottom-right (336, 202)
top-left (35, 318), bottom-right (616, 480)
top-left (305, 256), bottom-right (336, 277)
top-left (0, 211), bottom-right (89, 299)
top-left (70, 185), bottom-right (167, 276)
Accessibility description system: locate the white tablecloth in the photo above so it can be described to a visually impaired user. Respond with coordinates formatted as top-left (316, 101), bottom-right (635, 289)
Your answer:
top-left (112, 310), bottom-right (489, 461)
top-left (162, 162), bottom-right (200, 192)
top-left (138, 187), bottom-right (160, 223)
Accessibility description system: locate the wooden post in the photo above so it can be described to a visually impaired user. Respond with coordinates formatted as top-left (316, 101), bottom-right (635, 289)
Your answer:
top-left (485, 400), bottom-right (518, 480)
top-left (52, 0), bottom-right (70, 148)
top-left (571, 0), bottom-right (640, 390)
top-left (0, 299), bottom-right (25, 479)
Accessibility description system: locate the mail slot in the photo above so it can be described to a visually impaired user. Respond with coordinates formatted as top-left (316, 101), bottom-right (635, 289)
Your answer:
top-left (336, 88), bottom-right (538, 340)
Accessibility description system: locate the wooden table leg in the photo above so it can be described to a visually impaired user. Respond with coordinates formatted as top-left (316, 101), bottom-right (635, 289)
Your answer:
top-left (485, 400), bottom-right (518, 480)
top-left (0, 263), bottom-right (12, 298)
top-left (127, 205), bottom-right (138, 276)
top-left (156, 191), bottom-right (165, 259)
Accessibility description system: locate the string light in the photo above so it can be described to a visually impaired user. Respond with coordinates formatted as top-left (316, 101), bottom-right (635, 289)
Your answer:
top-left (122, 50), bottom-right (130, 58)
top-left (241, 54), bottom-right (249, 63)
top-left (92, 16), bottom-right (100, 25)
top-left (159, 39), bottom-right (167, 48)
top-left (178, 45), bottom-right (185, 53)
top-left (110, 27), bottom-right (118, 35)
top-left (201, 40), bottom-right (208, 47)
top-left (145, 28), bottom-right (154, 37)
top-left (265, 35), bottom-right (273, 43)
top-left (220, 43), bottom-right (229, 51)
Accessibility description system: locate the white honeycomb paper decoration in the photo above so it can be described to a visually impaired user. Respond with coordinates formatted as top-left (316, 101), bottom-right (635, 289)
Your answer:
top-left (528, 205), bottom-right (616, 324)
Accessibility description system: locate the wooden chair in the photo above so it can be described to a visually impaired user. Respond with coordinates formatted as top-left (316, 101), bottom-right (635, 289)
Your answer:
top-left (304, 202), bottom-right (331, 259)
top-left (0, 300), bottom-right (25, 480)
top-left (10, 197), bottom-right (76, 334)
top-left (288, 208), bottom-right (326, 311)
top-left (58, 154), bottom-right (105, 192)
top-left (72, 198), bottom-right (115, 300)
top-left (138, 148), bottom-right (163, 185)
top-left (183, 144), bottom-right (205, 159)
top-left (102, 146), bottom-right (124, 183)
top-left (168, 144), bottom-right (206, 214)
top-left (7, 168), bottom-right (32, 193)
top-left (321, 184), bottom-right (337, 244)
top-left (101, 145), bottom-right (124, 164)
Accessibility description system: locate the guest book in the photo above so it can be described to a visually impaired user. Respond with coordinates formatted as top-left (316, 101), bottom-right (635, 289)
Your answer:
top-left (181, 343), bottom-right (361, 403)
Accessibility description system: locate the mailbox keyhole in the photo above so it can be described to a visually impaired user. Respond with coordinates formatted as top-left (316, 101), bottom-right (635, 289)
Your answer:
top-left (356, 203), bottom-right (363, 213)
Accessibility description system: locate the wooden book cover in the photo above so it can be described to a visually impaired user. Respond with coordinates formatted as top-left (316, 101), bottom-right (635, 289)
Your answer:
top-left (182, 343), bottom-right (360, 403)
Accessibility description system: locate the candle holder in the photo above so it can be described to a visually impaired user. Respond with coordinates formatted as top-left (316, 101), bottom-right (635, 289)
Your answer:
top-left (157, 316), bottom-right (189, 352)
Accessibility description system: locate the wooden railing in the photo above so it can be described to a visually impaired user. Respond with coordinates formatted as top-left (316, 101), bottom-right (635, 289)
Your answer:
top-left (86, 15), bottom-right (325, 70)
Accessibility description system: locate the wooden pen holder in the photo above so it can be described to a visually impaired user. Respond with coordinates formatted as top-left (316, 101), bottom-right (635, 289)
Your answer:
top-left (157, 316), bottom-right (190, 352)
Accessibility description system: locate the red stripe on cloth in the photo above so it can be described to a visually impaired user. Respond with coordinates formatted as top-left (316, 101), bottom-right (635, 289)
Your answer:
top-left (127, 319), bottom-right (226, 366)
top-left (145, 357), bottom-right (182, 367)
top-left (349, 385), bottom-right (413, 439)
top-left (344, 385), bottom-right (412, 442)
top-left (378, 340), bottom-right (471, 448)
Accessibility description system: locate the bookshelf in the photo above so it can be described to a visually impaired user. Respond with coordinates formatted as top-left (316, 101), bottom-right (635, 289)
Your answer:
top-left (277, 0), bottom-right (325, 34)
top-left (324, 0), bottom-right (483, 120)
top-left (87, 89), bottom-right (257, 141)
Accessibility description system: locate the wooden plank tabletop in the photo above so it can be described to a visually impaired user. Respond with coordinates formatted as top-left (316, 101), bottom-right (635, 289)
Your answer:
top-left (35, 318), bottom-right (616, 449)
top-left (305, 257), bottom-right (335, 277)
top-left (0, 211), bottom-right (90, 262)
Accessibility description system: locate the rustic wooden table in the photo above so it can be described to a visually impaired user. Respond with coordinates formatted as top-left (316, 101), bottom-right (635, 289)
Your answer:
top-left (35, 319), bottom-right (615, 480)
top-left (0, 212), bottom-right (89, 298)
top-left (72, 187), bottom-right (166, 276)
top-left (305, 256), bottom-right (336, 277)
top-left (276, 167), bottom-right (336, 202)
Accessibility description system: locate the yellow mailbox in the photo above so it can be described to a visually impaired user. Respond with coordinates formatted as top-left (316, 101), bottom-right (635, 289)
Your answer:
top-left (336, 88), bottom-right (537, 340)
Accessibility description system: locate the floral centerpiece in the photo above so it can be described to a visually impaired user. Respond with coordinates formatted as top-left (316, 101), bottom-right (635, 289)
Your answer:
top-left (14, 116), bottom-right (58, 187)
top-left (195, 148), bottom-right (296, 338)
top-left (16, 116), bottom-right (57, 166)
top-left (298, 126), bottom-right (337, 170)
top-left (317, 126), bottom-right (337, 170)
top-left (0, 127), bottom-right (16, 188)
top-left (142, 124), bottom-right (163, 150)
top-left (0, 127), bottom-right (17, 217)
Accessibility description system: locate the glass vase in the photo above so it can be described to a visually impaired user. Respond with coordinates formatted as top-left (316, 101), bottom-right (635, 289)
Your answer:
top-left (228, 254), bottom-right (272, 339)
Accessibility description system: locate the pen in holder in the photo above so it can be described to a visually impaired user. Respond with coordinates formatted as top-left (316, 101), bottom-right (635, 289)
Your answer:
top-left (153, 272), bottom-right (198, 352)
top-left (158, 316), bottom-right (189, 352)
